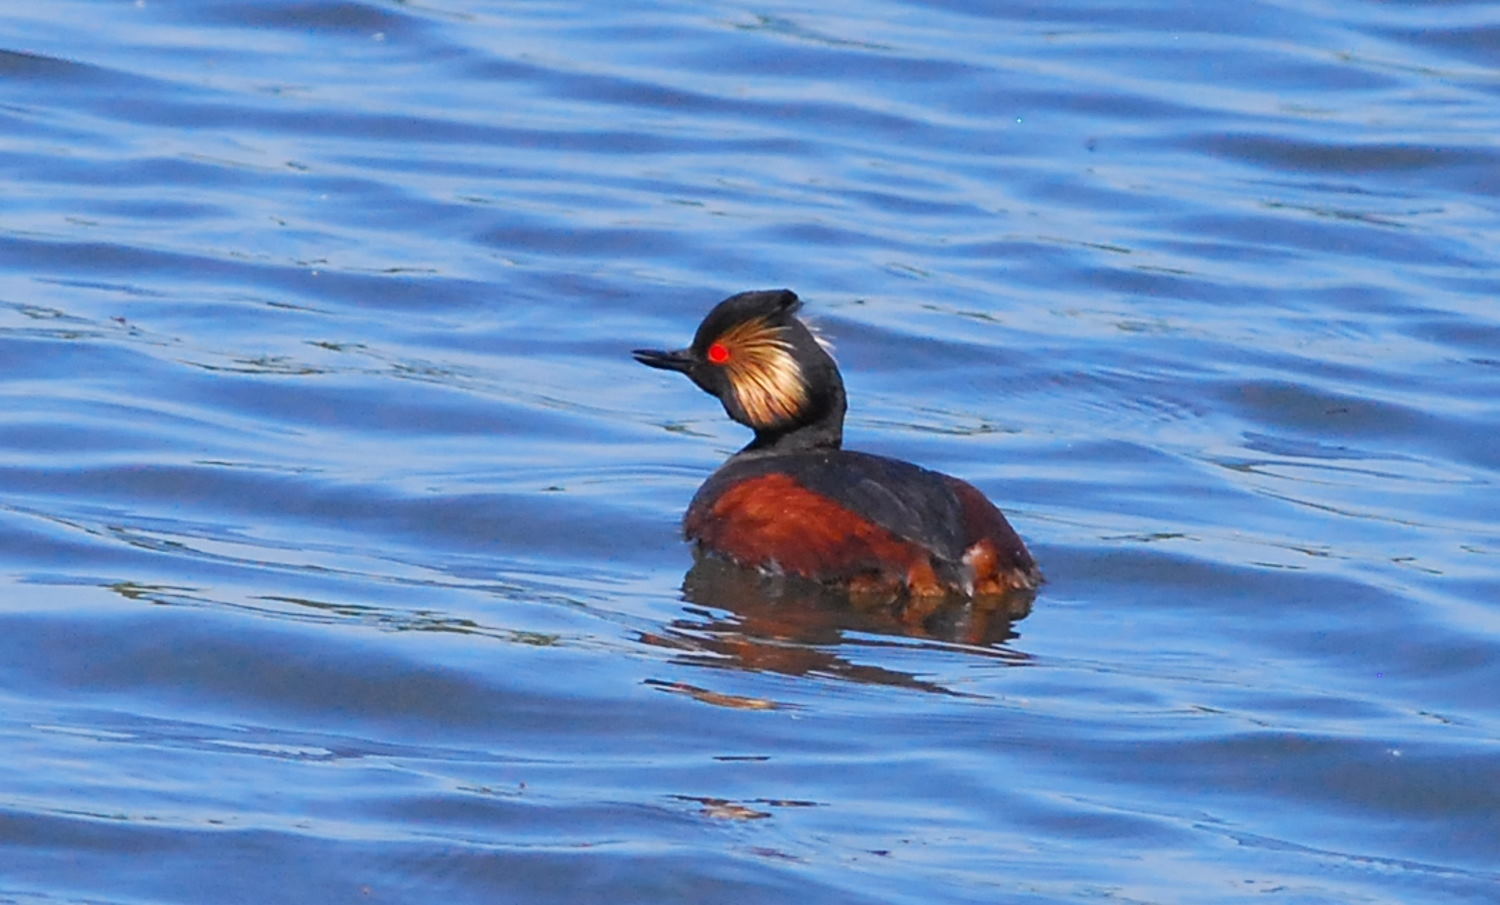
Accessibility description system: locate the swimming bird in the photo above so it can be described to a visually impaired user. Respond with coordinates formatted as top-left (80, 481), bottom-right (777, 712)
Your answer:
top-left (634, 289), bottom-right (1040, 599)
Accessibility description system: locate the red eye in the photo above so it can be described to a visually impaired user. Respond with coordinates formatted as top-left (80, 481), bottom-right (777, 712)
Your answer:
top-left (706, 342), bottom-right (730, 364)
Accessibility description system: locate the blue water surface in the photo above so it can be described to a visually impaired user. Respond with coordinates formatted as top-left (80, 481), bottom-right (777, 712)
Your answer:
top-left (1, 1), bottom-right (1497, 903)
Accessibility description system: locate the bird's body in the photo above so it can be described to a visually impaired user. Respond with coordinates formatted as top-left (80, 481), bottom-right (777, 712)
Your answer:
top-left (635, 289), bottom-right (1040, 599)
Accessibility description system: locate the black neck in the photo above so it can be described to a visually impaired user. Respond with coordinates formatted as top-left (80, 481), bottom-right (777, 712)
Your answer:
top-left (739, 387), bottom-right (846, 455)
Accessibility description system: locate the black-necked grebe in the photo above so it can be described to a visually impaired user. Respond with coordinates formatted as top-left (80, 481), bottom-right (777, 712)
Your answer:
top-left (634, 289), bottom-right (1040, 598)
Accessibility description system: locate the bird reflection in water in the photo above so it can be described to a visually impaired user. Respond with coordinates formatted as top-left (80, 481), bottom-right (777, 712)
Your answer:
top-left (639, 554), bottom-right (1034, 698)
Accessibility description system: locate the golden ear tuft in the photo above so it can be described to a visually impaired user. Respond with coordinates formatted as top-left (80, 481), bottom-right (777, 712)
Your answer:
top-left (715, 316), bottom-right (809, 428)
top-left (801, 317), bottom-right (835, 357)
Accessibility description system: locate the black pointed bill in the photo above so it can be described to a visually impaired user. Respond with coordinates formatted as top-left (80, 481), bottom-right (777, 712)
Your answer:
top-left (632, 347), bottom-right (695, 373)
